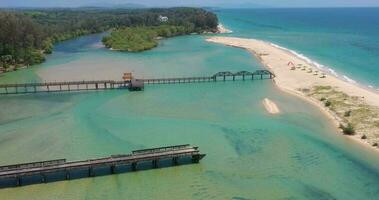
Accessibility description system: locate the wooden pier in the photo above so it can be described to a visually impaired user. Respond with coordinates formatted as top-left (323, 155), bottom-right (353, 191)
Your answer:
top-left (0, 144), bottom-right (205, 187)
top-left (0, 70), bottom-right (275, 95)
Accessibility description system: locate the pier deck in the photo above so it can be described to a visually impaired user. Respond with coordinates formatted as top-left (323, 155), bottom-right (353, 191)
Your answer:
top-left (0, 70), bottom-right (275, 95)
top-left (0, 144), bottom-right (205, 187)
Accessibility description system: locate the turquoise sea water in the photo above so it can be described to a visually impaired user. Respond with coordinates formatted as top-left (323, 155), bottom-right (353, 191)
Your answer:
top-left (218, 8), bottom-right (379, 89)
top-left (1, 8), bottom-right (379, 200)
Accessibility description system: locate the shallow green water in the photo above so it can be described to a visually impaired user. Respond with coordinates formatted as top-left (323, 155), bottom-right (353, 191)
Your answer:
top-left (1, 33), bottom-right (379, 199)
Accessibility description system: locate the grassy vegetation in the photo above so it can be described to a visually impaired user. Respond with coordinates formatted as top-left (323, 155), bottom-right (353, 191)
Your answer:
top-left (305, 85), bottom-right (379, 146)
top-left (324, 100), bottom-right (332, 107)
top-left (102, 25), bottom-right (192, 52)
top-left (340, 123), bottom-right (356, 135)
top-left (344, 110), bottom-right (352, 117)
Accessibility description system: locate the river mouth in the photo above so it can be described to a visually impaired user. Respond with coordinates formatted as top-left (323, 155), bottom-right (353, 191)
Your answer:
top-left (1, 32), bottom-right (379, 199)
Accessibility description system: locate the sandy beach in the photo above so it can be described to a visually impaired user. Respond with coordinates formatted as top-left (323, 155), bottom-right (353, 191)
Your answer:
top-left (207, 36), bottom-right (379, 150)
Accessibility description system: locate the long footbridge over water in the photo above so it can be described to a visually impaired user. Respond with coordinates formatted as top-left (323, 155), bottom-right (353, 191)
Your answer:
top-left (0, 144), bottom-right (205, 188)
top-left (0, 70), bottom-right (275, 95)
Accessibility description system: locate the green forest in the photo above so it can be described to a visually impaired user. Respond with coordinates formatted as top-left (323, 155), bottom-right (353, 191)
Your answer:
top-left (0, 8), bottom-right (218, 71)
top-left (103, 25), bottom-right (196, 52)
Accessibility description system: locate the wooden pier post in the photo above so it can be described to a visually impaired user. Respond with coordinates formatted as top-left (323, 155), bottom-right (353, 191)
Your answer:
top-left (261, 74), bottom-right (263, 80)
top-left (41, 174), bottom-right (47, 183)
top-left (110, 165), bottom-right (116, 174)
top-left (192, 155), bottom-right (200, 163)
top-left (65, 171), bottom-right (70, 180)
top-left (233, 75), bottom-right (235, 81)
top-left (89, 167), bottom-right (94, 177)
top-left (131, 162), bottom-right (137, 171)
top-left (15, 177), bottom-right (21, 186)
top-left (59, 84), bottom-right (62, 91)
top-left (47, 85), bottom-right (50, 92)
top-left (152, 160), bottom-right (158, 168)
top-left (95, 83), bottom-right (98, 90)
top-left (172, 157), bottom-right (179, 165)
top-left (242, 75), bottom-right (245, 81)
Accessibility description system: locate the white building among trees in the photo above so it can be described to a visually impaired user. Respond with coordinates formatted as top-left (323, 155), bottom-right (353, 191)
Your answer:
top-left (158, 15), bottom-right (168, 22)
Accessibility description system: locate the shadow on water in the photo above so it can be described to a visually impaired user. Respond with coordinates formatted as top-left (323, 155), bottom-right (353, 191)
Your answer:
top-left (0, 157), bottom-right (195, 189)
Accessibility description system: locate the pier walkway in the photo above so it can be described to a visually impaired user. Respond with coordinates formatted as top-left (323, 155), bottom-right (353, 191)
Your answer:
top-left (0, 144), bottom-right (205, 187)
top-left (0, 70), bottom-right (275, 95)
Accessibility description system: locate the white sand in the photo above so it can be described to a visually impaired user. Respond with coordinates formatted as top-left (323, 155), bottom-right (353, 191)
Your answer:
top-left (262, 98), bottom-right (280, 114)
top-left (207, 37), bottom-right (379, 107)
top-left (207, 36), bottom-right (379, 151)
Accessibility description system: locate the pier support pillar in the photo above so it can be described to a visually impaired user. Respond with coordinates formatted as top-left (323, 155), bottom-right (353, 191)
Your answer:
top-left (131, 162), bottom-right (137, 171)
top-left (95, 83), bottom-right (98, 90)
top-left (34, 86), bottom-right (37, 93)
top-left (41, 174), bottom-right (47, 183)
top-left (15, 177), bottom-right (21, 186)
top-left (192, 155), bottom-right (200, 163)
top-left (5, 87), bottom-right (8, 94)
top-left (152, 160), bottom-right (158, 168)
top-left (65, 171), bottom-right (70, 180)
top-left (233, 76), bottom-right (235, 81)
top-left (172, 157), bottom-right (179, 165)
top-left (243, 75), bottom-right (245, 81)
top-left (110, 165), bottom-right (116, 174)
top-left (89, 167), bottom-right (95, 177)
top-left (223, 76), bottom-right (226, 81)
top-left (252, 75), bottom-right (254, 80)
top-left (47, 85), bottom-right (50, 92)
top-left (261, 74), bottom-right (263, 80)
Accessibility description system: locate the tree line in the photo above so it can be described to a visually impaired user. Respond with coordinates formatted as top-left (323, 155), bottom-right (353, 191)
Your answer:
top-left (0, 8), bottom-right (218, 70)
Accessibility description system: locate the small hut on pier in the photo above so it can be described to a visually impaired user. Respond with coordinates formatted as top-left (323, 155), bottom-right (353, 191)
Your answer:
top-left (123, 73), bottom-right (133, 81)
